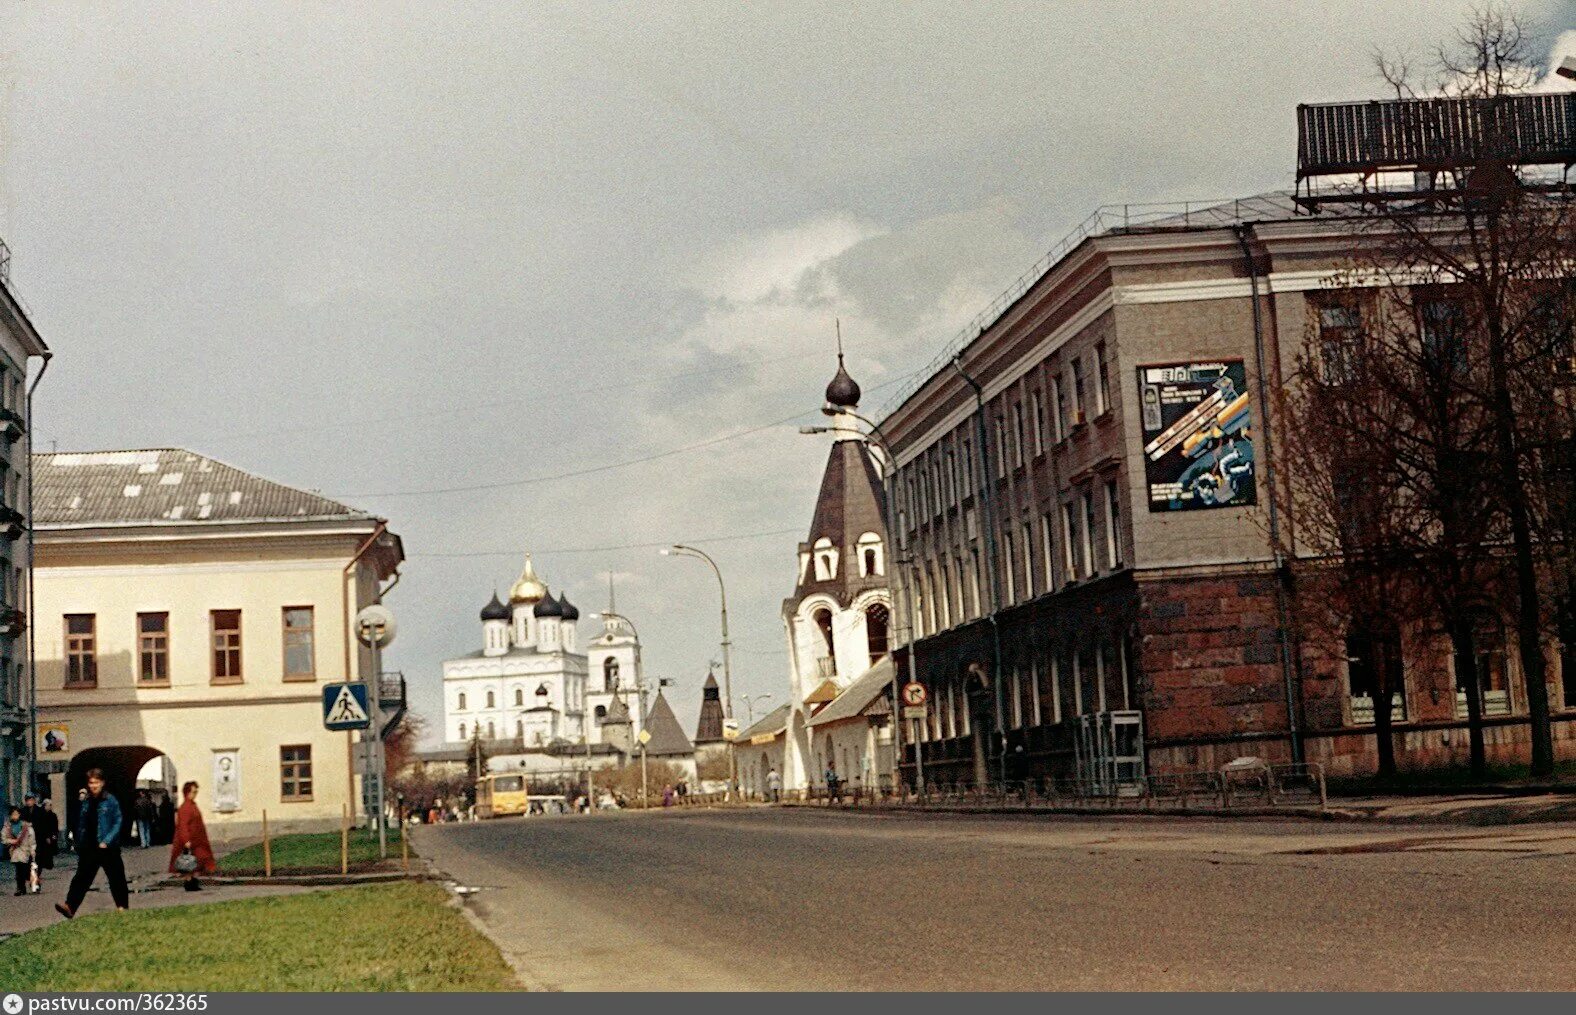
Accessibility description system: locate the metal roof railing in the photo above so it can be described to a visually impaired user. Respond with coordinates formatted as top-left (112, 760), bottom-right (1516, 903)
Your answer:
top-left (877, 195), bottom-right (1297, 418)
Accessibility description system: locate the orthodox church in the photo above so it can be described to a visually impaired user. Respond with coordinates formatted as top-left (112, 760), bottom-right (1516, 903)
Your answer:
top-left (441, 556), bottom-right (645, 756)
top-left (735, 351), bottom-right (896, 794)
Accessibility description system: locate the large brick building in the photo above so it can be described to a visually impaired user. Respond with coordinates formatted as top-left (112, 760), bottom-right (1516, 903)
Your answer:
top-left (880, 193), bottom-right (1576, 784)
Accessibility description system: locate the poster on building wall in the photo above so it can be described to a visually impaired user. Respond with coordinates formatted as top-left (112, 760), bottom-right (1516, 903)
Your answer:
top-left (212, 749), bottom-right (241, 813)
top-left (1136, 360), bottom-right (1256, 512)
top-left (37, 722), bottom-right (69, 755)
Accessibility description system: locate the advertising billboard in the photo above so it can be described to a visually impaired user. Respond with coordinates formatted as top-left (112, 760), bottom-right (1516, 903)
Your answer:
top-left (1136, 360), bottom-right (1255, 512)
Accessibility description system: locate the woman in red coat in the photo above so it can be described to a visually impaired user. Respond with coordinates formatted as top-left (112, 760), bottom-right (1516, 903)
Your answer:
top-left (169, 781), bottom-right (215, 891)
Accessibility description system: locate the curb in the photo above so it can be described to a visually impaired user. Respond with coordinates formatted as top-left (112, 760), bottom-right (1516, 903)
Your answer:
top-left (776, 800), bottom-right (1576, 826)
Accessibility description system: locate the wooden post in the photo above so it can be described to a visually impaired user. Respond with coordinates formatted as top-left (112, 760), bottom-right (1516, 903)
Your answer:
top-left (400, 806), bottom-right (409, 872)
top-left (340, 803), bottom-right (349, 875)
top-left (262, 810), bottom-right (272, 879)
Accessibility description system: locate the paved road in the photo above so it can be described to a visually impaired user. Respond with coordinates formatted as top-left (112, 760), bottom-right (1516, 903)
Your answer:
top-left (417, 808), bottom-right (1576, 991)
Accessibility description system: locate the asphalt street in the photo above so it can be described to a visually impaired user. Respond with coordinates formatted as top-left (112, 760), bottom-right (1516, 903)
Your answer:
top-left (416, 807), bottom-right (1576, 991)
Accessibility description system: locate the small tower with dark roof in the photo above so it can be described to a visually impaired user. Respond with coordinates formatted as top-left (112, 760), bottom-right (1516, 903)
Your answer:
top-left (695, 670), bottom-right (726, 745)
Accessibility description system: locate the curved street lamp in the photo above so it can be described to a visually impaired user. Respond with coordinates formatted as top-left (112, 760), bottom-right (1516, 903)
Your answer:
top-left (659, 545), bottom-right (733, 721)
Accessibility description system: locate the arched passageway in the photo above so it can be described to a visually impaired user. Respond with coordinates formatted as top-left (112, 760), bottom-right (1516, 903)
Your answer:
top-left (66, 746), bottom-right (177, 848)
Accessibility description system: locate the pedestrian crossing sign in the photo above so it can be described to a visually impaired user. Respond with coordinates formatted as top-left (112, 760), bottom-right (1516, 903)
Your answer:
top-left (323, 682), bottom-right (372, 730)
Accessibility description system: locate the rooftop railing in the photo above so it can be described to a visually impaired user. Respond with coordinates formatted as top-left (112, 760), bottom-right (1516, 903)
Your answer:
top-left (877, 195), bottom-right (1295, 418)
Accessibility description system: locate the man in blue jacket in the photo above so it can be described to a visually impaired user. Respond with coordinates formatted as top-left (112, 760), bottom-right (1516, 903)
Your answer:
top-left (55, 768), bottom-right (129, 918)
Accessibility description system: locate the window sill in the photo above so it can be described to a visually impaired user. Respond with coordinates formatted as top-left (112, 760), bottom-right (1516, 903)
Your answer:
top-left (135, 681), bottom-right (171, 689)
top-left (210, 678), bottom-right (245, 687)
top-left (280, 795), bottom-right (314, 804)
top-left (282, 674), bottom-right (317, 683)
top-left (63, 683), bottom-right (98, 691)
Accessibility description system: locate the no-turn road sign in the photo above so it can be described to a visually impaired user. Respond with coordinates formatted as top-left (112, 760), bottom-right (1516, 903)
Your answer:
top-left (901, 682), bottom-right (928, 708)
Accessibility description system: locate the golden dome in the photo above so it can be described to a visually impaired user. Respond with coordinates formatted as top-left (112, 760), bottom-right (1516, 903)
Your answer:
top-left (508, 553), bottom-right (548, 605)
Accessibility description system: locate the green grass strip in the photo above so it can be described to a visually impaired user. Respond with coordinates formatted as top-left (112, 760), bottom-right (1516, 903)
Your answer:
top-left (0, 882), bottom-right (518, 992)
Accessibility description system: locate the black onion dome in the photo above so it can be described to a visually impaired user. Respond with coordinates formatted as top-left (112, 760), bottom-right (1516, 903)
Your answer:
top-left (480, 592), bottom-right (510, 622)
top-left (560, 596), bottom-right (579, 621)
top-left (533, 591), bottom-right (563, 618)
top-left (825, 354), bottom-right (861, 408)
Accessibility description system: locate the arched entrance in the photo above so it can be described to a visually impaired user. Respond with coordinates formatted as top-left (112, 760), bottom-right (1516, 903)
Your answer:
top-left (67, 747), bottom-right (177, 848)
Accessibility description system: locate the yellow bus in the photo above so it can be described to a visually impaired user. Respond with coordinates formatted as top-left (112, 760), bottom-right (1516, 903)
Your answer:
top-left (475, 773), bottom-right (529, 818)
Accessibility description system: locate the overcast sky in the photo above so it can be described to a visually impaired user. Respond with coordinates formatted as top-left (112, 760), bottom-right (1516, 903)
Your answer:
top-left (2, 2), bottom-right (1572, 742)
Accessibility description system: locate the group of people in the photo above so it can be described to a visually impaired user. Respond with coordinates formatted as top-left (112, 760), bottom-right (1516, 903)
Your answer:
top-left (0, 769), bottom-right (219, 919)
top-left (659, 780), bottom-right (693, 807)
top-left (3, 794), bottom-right (59, 895)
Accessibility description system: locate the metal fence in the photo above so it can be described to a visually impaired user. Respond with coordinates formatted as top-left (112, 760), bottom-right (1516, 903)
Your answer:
top-left (797, 761), bottom-right (1327, 814)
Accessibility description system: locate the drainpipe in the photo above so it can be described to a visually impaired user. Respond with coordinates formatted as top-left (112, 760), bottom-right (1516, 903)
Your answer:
top-left (24, 351), bottom-right (51, 798)
top-left (951, 356), bottom-right (1007, 785)
top-left (1234, 224), bottom-right (1302, 765)
top-left (341, 519), bottom-right (388, 827)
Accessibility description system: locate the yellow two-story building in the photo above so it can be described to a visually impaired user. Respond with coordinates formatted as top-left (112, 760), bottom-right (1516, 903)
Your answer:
top-left (31, 448), bottom-right (403, 838)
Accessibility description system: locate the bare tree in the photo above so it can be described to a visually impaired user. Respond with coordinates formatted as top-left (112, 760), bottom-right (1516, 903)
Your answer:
top-left (1361, 3), bottom-right (1576, 775)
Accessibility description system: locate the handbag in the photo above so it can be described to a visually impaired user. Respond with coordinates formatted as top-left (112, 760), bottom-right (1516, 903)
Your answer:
top-left (174, 848), bottom-right (198, 875)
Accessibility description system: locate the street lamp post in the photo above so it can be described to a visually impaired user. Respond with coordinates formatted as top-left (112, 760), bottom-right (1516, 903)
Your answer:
top-left (742, 693), bottom-right (773, 726)
top-left (800, 410), bottom-right (925, 792)
top-left (661, 545), bottom-right (737, 795)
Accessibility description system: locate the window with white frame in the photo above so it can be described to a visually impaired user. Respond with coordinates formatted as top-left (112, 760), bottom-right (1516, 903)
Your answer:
top-left (857, 532), bottom-right (884, 577)
top-left (813, 537), bottom-right (838, 580)
top-left (1002, 530), bottom-right (1016, 604)
top-left (1104, 479), bottom-right (1122, 568)
top-left (1012, 402), bottom-right (1025, 469)
top-left (1052, 373), bottom-right (1067, 441)
top-left (1062, 504), bottom-right (1078, 583)
top-left (1021, 522), bottom-right (1034, 599)
top-left (1071, 357), bottom-right (1087, 424)
top-left (1030, 389), bottom-right (1046, 457)
top-left (1082, 492), bottom-right (1096, 578)
top-left (1041, 513), bottom-right (1056, 594)
top-left (1095, 340), bottom-right (1110, 416)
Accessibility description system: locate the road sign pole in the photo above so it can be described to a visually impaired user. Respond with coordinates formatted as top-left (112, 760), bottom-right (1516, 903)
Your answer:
top-left (372, 637), bottom-right (387, 859)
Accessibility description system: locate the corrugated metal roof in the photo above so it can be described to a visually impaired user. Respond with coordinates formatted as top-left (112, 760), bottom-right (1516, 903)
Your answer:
top-left (33, 449), bottom-right (372, 527)
top-left (736, 703), bottom-right (790, 742)
top-left (807, 656), bottom-right (895, 727)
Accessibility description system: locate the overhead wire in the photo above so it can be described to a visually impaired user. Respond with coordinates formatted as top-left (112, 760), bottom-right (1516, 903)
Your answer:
top-left (335, 368), bottom-right (919, 499)
top-left (410, 525), bottom-right (802, 559)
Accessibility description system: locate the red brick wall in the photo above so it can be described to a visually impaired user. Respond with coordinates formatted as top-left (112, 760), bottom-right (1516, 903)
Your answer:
top-left (1136, 574), bottom-right (1289, 753)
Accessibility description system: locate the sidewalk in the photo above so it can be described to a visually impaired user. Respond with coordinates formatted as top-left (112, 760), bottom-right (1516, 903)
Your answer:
top-left (781, 789), bottom-right (1576, 826)
top-left (0, 841), bottom-right (323, 938)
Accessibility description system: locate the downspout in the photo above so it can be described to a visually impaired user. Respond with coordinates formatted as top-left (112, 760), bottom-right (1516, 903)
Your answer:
top-left (24, 352), bottom-right (51, 797)
top-left (341, 518), bottom-right (388, 827)
top-left (341, 519), bottom-right (390, 680)
top-left (1234, 225), bottom-right (1302, 764)
top-left (951, 356), bottom-right (1007, 785)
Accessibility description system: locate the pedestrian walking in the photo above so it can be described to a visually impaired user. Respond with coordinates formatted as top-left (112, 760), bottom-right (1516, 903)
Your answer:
top-left (33, 799), bottom-right (58, 874)
top-left (825, 762), bottom-right (842, 804)
top-left (170, 781), bottom-right (215, 892)
top-left (55, 768), bottom-right (130, 919)
top-left (662, 783), bottom-right (674, 807)
top-left (67, 788), bottom-right (87, 853)
top-left (134, 791), bottom-right (156, 849)
top-left (155, 792), bottom-right (175, 846)
top-left (4, 806), bottom-right (36, 895)
top-left (767, 767), bottom-right (782, 804)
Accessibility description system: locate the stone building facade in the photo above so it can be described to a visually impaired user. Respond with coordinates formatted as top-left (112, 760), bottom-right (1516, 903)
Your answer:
top-left (881, 193), bottom-right (1576, 784)
top-left (0, 245), bottom-right (47, 806)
